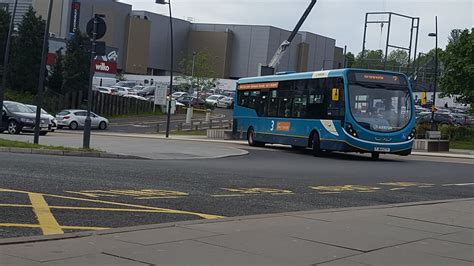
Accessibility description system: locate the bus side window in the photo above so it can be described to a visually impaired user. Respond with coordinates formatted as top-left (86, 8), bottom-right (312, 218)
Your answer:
top-left (306, 79), bottom-right (325, 119)
top-left (268, 90), bottom-right (278, 117)
top-left (248, 90), bottom-right (260, 109)
top-left (239, 91), bottom-right (250, 107)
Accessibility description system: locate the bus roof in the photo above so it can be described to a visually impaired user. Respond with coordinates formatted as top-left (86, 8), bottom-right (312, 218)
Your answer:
top-left (237, 68), bottom-right (408, 85)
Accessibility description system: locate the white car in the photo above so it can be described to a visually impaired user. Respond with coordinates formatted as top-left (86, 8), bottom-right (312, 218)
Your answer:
top-left (26, 105), bottom-right (57, 132)
top-left (205, 95), bottom-right (226, 107)
top-left (113, 86), bottom-right (138, 96)
top-left (172, 92), bottom-right (188, 99)
top-left (94, 87), bottom-right (118, 95)
top-left (216, 96), bottom-right (234, 109)
top-left (123, 94), bottom-right (148, 101)
top-left (56, 109), bottom-right (109, 130)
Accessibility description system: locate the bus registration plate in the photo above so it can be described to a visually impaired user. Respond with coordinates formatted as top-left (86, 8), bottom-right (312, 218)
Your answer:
top-left (374, 147), bottom-right (390, 152)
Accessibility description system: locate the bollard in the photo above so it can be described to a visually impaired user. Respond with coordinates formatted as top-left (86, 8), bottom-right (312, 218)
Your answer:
top-left (186, 106), bottom-right (193, 124)
top-left (205, 109), bottom-right (211, 122)
top-left (156, 124), bottom-right (160, 133)
top-left (209, 120), bottom-right (213, 129)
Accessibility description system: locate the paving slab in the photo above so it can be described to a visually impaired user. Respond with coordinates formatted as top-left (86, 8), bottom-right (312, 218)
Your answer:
top-left (389, 207), bottom-right (474, 229)
top-left (0, 254), bottom-right (41, 265)
top-left (102, 227), bottom-right (220, 245)
top-left (105, 240), bottom-right (285, 265)
top-left (197, 231), bottom-right (361, 265)
top-left (433, 229), bottom-right (474, 245)
top-left (0, 236), bottom-right (141, 262)
top-left (346, 242), bottom-right (473, 266)
top-left (182, 216), bottom-right (330, 235)
top-left (401, 238), bottom-right (474, 262)
top-left (45, 253), bottom-right (146, 266)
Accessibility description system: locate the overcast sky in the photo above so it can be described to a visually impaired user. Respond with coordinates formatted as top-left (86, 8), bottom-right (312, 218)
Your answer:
top-left (119, 0), bottom-right (473, 57)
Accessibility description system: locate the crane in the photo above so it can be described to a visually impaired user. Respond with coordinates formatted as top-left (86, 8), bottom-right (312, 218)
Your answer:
top-left (260, 0), bottom-right (318, 76)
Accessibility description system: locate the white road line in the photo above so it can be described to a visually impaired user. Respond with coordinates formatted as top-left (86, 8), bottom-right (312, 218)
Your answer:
top-left (442, 183), bottom-right (474, 186)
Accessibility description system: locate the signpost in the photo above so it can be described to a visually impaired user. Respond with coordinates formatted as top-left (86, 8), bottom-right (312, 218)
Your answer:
top-left (83, 14), bottom-right (106, 149)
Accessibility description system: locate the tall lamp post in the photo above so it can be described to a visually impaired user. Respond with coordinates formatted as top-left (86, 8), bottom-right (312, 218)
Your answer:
top-left (33, 0), bottom-right (54, 144)
top-left (155, 0), bottom-right (173, 138)
top-left (428, 16), bottom-right (438, 131)
top-left (0, 0), bottom-right (18, 130)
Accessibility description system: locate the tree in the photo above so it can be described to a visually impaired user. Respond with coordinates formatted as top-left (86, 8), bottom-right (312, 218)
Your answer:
top-left (440, 28), bottom-right (473, 104)
top-left (0, 8), bottom-right (11, 66)
top-left (177, 51), bottom-right (219, 95)
top-left (62, 31), bottom-right (90, 94)
top-left (8, 7), bottom-right (45, 93)
top-left (352, 49), bottom-right (384, 69)
top-left (387, 49), bottom-right (409, 71)
top-left (345, 52), bottom-right (355, 68)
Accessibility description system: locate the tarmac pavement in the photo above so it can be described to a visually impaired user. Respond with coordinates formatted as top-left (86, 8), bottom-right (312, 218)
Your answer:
top-left (0, 132), bottom-right (247, 160)
top-left (0, 198), bottom-right (472, 265)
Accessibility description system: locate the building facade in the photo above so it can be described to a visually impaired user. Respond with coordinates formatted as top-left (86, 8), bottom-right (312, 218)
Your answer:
top-left (1, 0), bottom-right (345, 79)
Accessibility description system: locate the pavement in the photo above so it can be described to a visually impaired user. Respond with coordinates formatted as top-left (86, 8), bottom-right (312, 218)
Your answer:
top-left (0, 198), bottom-right (472, 265)
top-left (0, 132), bottom-right (248, 160)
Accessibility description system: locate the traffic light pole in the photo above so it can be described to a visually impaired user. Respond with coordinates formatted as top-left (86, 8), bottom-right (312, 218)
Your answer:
top-left (0, 0), bottom-right (18, 130)
top-left (33, 0), bottom-right (53, 144)
top-left (83, 15), bottom-right (98, 149)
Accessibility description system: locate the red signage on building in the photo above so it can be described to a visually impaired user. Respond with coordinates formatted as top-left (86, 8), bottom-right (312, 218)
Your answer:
top-left (94, 60), bottom-right (117, 74)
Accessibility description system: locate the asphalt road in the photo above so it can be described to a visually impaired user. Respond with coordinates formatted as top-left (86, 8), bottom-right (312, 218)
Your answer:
top-left (0, 147), bottom-right (473, 239)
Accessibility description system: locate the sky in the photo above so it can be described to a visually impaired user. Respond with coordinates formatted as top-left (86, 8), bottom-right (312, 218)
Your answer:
top-left (119, 0), bottom-right (473, 57)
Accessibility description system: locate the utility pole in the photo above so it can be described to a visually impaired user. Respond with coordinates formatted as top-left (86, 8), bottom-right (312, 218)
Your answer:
top-left (428, 16), bottom-right (438, 131)
top-left (0, 0), bottom-right (18, 130)
top-left (33, 0), bottom-right (54, 144)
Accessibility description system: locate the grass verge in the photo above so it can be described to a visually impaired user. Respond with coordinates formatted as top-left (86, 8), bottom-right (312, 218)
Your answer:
top-left (450, 140), bottom-right (474, 150)
top-left (0, 138), bottom-right (99, 152)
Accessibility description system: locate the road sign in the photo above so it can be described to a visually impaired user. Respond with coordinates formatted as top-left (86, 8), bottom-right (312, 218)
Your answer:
top-left (154, 82), bottom-right (168, 106)
top-left (86, 17), bottom-right (106, 40)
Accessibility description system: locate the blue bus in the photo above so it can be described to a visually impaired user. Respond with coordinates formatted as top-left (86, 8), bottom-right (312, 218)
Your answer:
top-left (232, 69), bottom-right (416, 159)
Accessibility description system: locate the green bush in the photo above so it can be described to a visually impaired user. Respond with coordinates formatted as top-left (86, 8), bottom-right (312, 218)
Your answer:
top-left (4, 89), bottom-right (36, 104)
top-left (439, 125), bottom-right (474, 141)
top-left (415, 123), bottom-right (432, 137)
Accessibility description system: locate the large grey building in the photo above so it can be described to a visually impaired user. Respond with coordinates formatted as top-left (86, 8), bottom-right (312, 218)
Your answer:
top-left (1, 0), bottom-right (345, 79)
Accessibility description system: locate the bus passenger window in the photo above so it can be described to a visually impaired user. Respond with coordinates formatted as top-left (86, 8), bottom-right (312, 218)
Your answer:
top-left (267, 90), bottom-right (278, 117)
top-left (239, 91), bottom-right (250, 107)
top-left (248, 91), bottom-right (260, 109)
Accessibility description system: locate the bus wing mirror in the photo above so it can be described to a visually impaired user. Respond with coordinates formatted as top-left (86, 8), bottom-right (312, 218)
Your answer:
top-left (332, 88), bottom-right (340, 102)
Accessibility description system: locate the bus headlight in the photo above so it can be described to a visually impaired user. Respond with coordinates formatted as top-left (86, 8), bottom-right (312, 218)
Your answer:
top-left (407, 128), bottom-right (416, 140)
top-left (346, 123), bottom-right (358, 138)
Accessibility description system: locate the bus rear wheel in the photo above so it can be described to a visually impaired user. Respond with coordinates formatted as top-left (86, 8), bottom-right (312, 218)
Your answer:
top-left (310, 132), bottom-right (321, 156)
top-left (247, 128), bottom-right (265, 147)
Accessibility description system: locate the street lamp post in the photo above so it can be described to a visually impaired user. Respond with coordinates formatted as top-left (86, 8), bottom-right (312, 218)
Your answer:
top-left (155, 0), bottom-right (174, 138)
top-left (33, 0), bottom-right (54, 144)
top-left (191, 51), bottom-right (196, 94)
top-left (0, 0), bottom-right (18, 130)
top-left (428, 16), bottom-right (438, 131)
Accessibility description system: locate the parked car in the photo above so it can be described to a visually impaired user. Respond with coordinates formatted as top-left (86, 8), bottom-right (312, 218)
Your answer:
top-left (113, 81), bottom-right (137, 88)
top-left (216, 96), bottom-right (234, 109)
top-left (205, 95), bottom-right (226, 107)
top-left (172, 92), bottom-right (188, 99)
top-left (55, 110), bottom-right (109, 130)
top-left (123, 94), bottom-right (149, 101)
top-left (138, 86), bottom-right (156, 97)
top-left (452, 113), bottom-right (473, 126)
top-left (176, 96), bottom-right (205, 107)
top-left (26, 105), bottom-right (57, 132)
top-left (114, 86), bottom-right (138, 96)
top-left (1, 101), bottom-right (50, 135)
top-left (94, 87), bottom-right (118, 95)
top-left (417, 112), bottom-right (455, 125)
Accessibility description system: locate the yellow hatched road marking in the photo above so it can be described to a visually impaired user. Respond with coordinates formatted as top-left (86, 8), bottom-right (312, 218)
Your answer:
top-left (0, 223), bottom-right (108, 230)
top-left (28, 193), bottom-right (64, 235)
top-left (0, 188), bottom-right (223, 220)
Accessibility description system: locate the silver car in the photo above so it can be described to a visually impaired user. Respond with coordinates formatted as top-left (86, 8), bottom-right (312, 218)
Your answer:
top-left (26, 105), bottom-right (57, 132)
top-left (56, 109), bottom-right (109, 130)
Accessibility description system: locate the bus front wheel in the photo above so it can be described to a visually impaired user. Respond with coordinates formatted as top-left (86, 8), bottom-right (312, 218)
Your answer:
top-left (247, 128), bottom-right (265, 147)
top-left (371, 152), bottom-right (380, 160)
